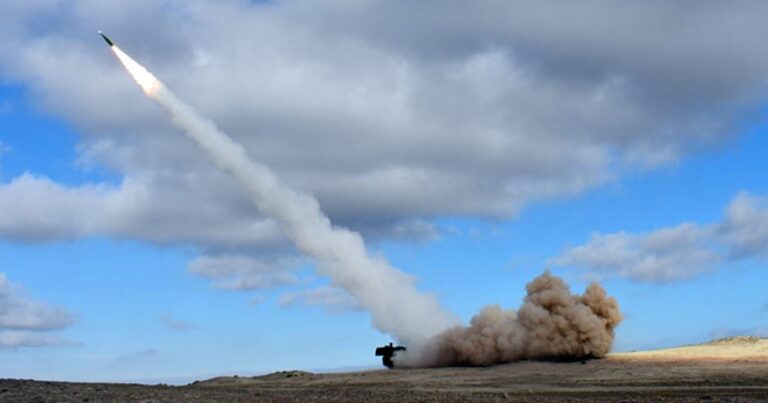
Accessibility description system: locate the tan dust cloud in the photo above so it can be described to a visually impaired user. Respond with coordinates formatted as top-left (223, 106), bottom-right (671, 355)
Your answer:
top-left (397, 272), bottom-right (622, 367)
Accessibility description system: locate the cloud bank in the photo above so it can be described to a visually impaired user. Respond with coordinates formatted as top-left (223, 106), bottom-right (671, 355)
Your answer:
top-left (555, 192), bottom-right (768, 282)
top-left (279, 286), bottom-right (360, 314)
top-left (2, 1), bottom-right (768, 306)
top-left (0, 273), bottom-right (74, 348)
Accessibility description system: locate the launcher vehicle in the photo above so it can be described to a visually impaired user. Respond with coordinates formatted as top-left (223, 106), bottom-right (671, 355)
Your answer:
top-left (375, 343), bottom-right (406, 368)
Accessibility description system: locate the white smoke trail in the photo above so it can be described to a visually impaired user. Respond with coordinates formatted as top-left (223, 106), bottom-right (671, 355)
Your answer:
top-left (110, 46), bottom-right (459, 345)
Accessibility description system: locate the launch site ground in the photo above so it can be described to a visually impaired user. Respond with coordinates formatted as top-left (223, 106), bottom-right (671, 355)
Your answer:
top-left (2, 336), bottom-right (767, 402)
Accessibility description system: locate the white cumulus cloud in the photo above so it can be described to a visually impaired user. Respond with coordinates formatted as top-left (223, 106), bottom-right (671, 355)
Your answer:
top-left (187, 254), bottom-right (303, 291)
top-left (718, 192), bottom-right (768, 259)
top-left (554, 192), bottom-right (768, 282)
top-left (279, 286), bottom-right (360, 314)
top-left (2, 1), bottom-right (768, 293)
top-left (0, 273), bottom-right (74, 348)
top-left (553, 224), bottom-right (718, 282)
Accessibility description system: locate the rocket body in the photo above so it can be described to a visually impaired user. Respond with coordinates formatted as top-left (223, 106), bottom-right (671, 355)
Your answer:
top-left (98, 31), bottom-right (114, 47)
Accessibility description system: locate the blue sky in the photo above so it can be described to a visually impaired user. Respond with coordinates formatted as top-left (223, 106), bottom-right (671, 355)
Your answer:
top-left (1, 1), bottom-right (768, 383)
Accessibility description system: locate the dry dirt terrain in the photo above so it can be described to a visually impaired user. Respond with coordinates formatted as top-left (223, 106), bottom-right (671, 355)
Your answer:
top-left (2, 336), bottom-right (767, 402)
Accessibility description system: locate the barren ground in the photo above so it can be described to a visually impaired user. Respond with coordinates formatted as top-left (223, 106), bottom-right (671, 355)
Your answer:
top-left (2, 336), bottom-right (767, 402)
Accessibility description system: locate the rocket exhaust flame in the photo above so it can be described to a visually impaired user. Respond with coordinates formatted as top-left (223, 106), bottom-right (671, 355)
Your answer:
top-left (111, 46), bottom-right (162, 96)
top-left (104, 34), bottom-right (622, 366)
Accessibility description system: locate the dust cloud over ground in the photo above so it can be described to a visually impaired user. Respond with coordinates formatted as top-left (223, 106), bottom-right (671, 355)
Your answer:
top-left (399, 272), bottom-right (623, 367)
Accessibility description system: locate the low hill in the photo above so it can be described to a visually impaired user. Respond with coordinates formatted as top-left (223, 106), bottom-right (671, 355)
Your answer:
top-left (610, 336), bottom-right (768, 361)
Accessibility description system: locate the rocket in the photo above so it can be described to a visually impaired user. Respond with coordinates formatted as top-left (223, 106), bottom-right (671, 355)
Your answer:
top-left (98, 30), bottom-right (114, 47)
top-left (99, 31), bottom-right (161, 95)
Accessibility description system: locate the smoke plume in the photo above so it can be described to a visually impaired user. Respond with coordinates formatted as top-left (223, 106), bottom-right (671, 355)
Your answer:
top-left (109, 45), bottom-right (622, 363)
top-left (396, 272), bottom-right (622, 367)
top-left (110, 45), bottom-right (458, 346)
